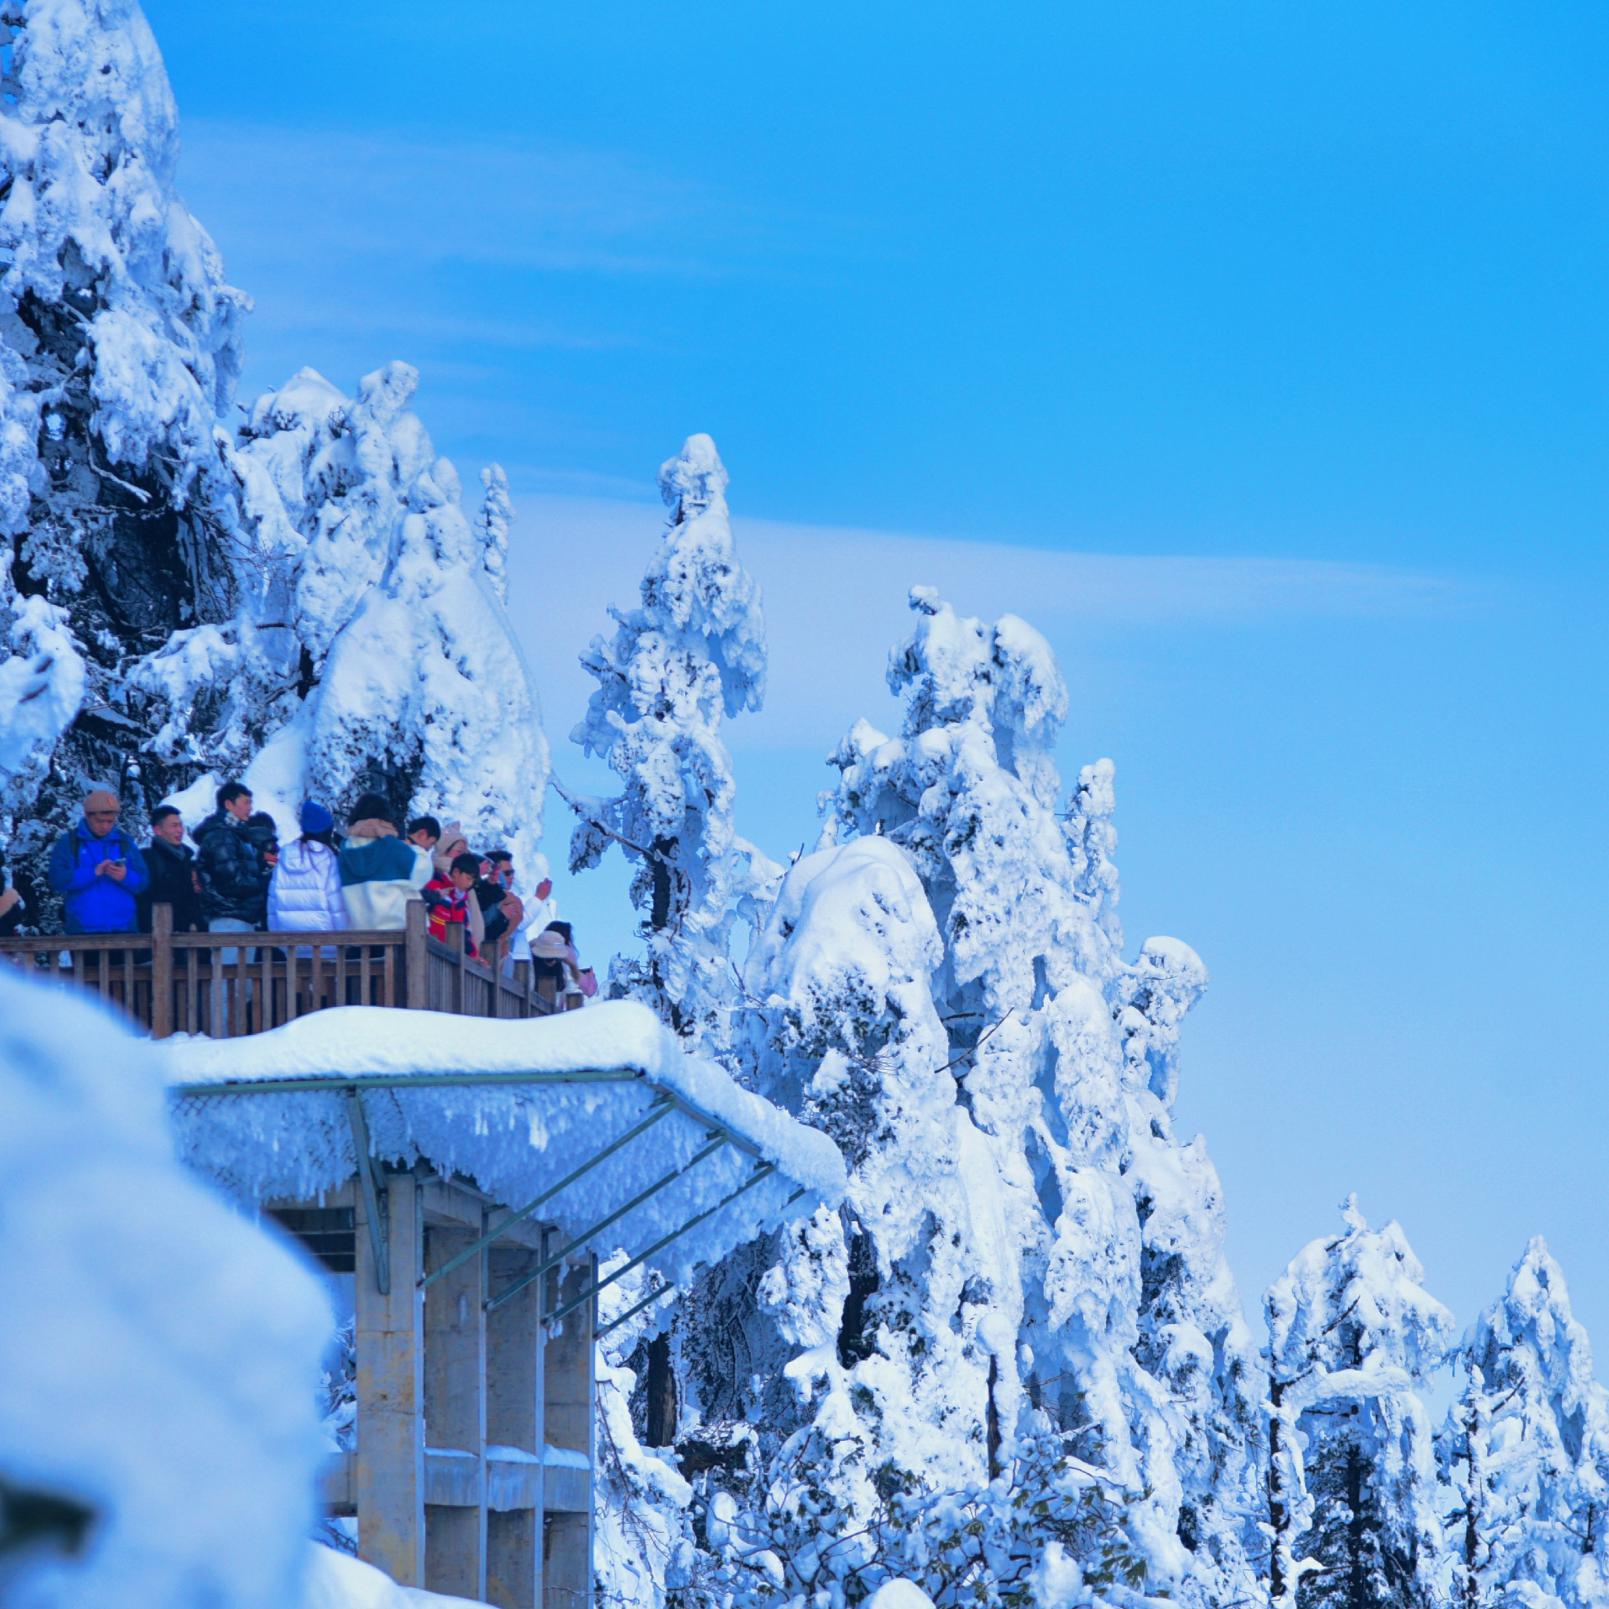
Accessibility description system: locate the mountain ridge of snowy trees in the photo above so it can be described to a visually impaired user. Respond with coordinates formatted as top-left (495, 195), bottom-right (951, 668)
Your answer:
top-left (1, 5), bottom-right (1606, 1608)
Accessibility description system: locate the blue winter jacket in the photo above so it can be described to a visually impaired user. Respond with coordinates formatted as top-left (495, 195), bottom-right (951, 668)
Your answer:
top-left (47, 820), bottom-right (150, 934)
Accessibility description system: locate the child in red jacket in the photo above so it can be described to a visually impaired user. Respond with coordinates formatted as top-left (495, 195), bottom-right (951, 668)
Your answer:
top-left (422, 852), bottom-right (481, 957)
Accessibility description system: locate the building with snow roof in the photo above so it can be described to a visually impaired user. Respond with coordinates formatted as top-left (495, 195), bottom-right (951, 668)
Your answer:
top-left (166, 1001), bottom-right (845, 1609)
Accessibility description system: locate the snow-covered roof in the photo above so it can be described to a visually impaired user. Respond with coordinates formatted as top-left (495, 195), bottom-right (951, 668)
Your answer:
top-left (166, 1002), bottom-right (844, 1296)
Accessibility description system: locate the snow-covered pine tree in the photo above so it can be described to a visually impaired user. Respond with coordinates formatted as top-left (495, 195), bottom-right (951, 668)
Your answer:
top-left (569, 433), bottom-right (765, 1049)
top-left (182, 362), bottom-right (551, 865)
top-left (1265, 1197), bottom-right (1454, 1609)
top-left (828, 591), bottom-right (1266, 1600)
top-left (622, 587), bottom-right (1259, 1606)
top-left (476, 462), bottom-right (512, 604)
top-left (1117, 937), bottom-right (1266, 1605)
top-left (0, 0), bottom-right (268, 906)
top-left (1439, 1238), bottom-right (1609, 1609)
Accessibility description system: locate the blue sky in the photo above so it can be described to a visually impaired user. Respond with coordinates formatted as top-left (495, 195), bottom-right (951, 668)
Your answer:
top-left (147, 2), bottom-right (1608, 1344)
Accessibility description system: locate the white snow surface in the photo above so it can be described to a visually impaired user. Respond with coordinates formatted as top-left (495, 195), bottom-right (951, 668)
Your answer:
top-left (864, 1585), bottom-right (937, 1609)
top-left (301, 1543), bottom-right (486, 1608)
top-left (165, 1001), bottom-right (844, 1289)
top-left (0, 968), bottom-right (330, 1609)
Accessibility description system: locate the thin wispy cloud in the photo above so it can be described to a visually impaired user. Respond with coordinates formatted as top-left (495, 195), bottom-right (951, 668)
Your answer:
top-left (178, 118), bottom-right (843, 282)
top-left (508, 493), bottom-right (1475, 754)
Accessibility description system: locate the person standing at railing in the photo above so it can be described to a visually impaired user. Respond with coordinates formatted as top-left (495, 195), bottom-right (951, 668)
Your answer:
top-left (267, 801), bottom-right (347, 956)
top-left (139, 805), bottom-right (203, 933)
top-left (405, 815), bottom-right (441, 854)
top-left (428, 823), bottom-right (485, 954)
top-left (531, 921), bottom-right (598, 1007)
top-left (0, 854), bottom-right (27, 938)
top-left (194, 782), bottom-right (270, 939)
top-left (422, 852), bottom-right (483, 957)
top-left (46, 788), bottom-right (149, 935)
top-left (193, 782), bottom-right (269, 1032)
top-left (338, 794), bottom-right (431, 930)
top-left (480, 849), bottom-right (540, 968)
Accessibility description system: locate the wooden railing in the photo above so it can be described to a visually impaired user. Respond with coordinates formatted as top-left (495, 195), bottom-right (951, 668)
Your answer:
top-left (0, 900), bottom-right (568, 1038)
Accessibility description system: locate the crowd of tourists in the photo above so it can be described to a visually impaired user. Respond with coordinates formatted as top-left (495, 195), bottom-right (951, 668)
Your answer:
top-left (1, 783), bottom-right (596, 1000)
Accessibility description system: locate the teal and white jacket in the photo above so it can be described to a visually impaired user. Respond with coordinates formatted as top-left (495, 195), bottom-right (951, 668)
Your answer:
top-left (337, 820), bottom-right (431, 931)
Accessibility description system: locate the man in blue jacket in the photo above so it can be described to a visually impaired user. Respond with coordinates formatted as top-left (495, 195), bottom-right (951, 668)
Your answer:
top-left (46, 788), bottom-right (150, 934)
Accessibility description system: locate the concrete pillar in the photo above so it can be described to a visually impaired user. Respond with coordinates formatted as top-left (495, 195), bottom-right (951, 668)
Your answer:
top-left (543, 1259), bottom-right (595, 1609)
top-left (355, 1169), bottom-right (425, 1586)
top-left (424, 1224), bottom-right (487, 1601)
top-left (486, 1244), bottom-right (546, 1609)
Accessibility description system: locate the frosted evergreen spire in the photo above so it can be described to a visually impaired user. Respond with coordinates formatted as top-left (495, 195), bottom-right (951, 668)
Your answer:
top-left (570, 432), bottom-right (766, 1049)
top-left (476, 462), bottom-right (512, 604)
top-left (815, 588), bottom-right (1261, 1601)
top-left (1440, 1238), bottom-right (1609, 1608)
top-left (1266, 1197), bottom-right (1454, 1609)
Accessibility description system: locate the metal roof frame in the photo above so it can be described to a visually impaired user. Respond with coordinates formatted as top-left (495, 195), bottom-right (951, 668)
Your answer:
top-left (171, 1066), bottom-right (814, 1321)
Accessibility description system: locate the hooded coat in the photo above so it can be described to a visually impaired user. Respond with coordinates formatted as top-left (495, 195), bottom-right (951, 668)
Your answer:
top-left (338, 819), bottom-right (432, 931)
top-left (268, 839), bottom-right (348, 939)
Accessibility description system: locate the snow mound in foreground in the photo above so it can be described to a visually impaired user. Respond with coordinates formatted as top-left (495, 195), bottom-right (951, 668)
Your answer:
top-left (0, 968), bottom-right (330, 1609)
top-left (302, 1542), bottom-right (486, 1608)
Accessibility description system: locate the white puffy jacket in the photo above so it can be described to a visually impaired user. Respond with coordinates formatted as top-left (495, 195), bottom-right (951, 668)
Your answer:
top-left (267, 839), bottom-right (348, 938)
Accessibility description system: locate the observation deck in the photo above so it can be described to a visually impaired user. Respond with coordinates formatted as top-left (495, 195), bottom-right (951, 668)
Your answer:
top-left (0, 897), bottom-right (558, 1036)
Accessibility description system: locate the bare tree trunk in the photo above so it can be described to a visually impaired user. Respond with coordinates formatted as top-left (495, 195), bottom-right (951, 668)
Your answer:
top-left (645, 1333), bottom-right (678, 1449)
top-left (1268, 1376), bottom-right (1289, 1605)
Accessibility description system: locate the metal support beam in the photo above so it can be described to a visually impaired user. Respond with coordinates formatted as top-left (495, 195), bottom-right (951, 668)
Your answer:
top-left (544, 1162), bottom-right (778, 1330)
top-left (419, 1098), bottom-right (675, 1291)
top-left (590, 1186), bottom-right (810, 1341)
top-left (594, 1279), bottom-right (675, 1341)
top-left (485, 1133), bottom-right (729, 1316)
top-left (347, 1090), bottom-right (390, 1295)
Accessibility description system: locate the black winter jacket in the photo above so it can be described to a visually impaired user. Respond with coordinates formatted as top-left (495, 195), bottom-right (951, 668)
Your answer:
top-left (194, 812), bottom-right (270, 926)
top-left (139, 837), bottom-right (204, 933)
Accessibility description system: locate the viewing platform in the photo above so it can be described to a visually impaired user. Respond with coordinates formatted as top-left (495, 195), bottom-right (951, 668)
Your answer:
top-left (1, 892), bottom-right (848, 1607)
top-left (0, 898), bottom-right (563, 1037)
top-left (165, 1001), bottom-right (847, 1608)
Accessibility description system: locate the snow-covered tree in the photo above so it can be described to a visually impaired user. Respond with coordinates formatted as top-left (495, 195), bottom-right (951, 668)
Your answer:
top-left (0, 0), bottom-right (266, 904)
top-left (1439, 1238), bottom-right (1609, 1609)
top-left (823, 589), bottom-right (1262, 1600)
top-left (1266, 1197), bottom-right (1455, 1609)
top-left (570, 433), bottom-right (765, 1049)
top-left (475, 461), bottom-right (512, 604)
top-left (154, 361), bottom-right (551, 866)
top-left (604, 589), bottom-right (1260, 1607)
top-left (0, 1), bottom-right (551, 893)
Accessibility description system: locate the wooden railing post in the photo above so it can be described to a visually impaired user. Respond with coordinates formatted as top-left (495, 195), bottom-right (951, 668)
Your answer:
top-left (151, 904), bottom-right (174, 1040)
top-left (405, 900), bottom-right (429, 1010)
top-left (449, 920), bottom-right (466, 1016)
top-left (513, 960), bottom-right (531, 1020)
